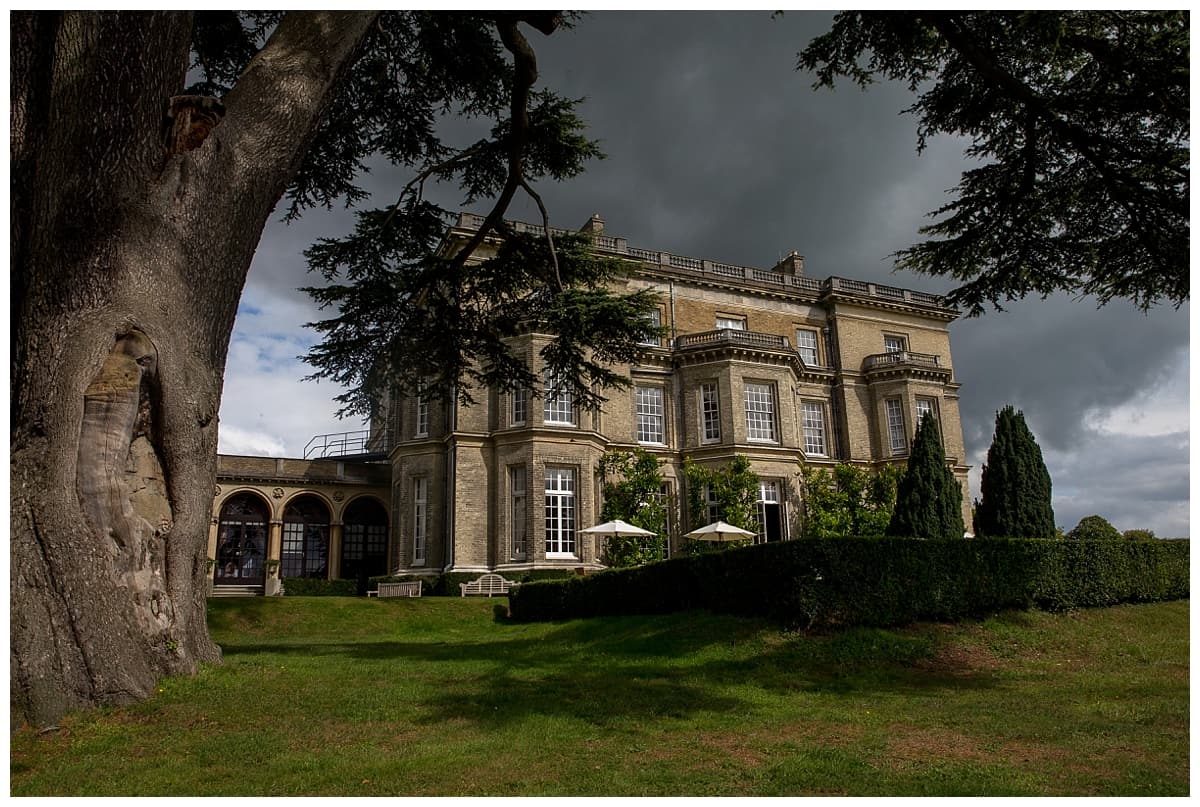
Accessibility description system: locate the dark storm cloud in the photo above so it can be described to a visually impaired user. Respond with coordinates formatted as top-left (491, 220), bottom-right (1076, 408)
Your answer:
top-left (227, 11), bottom-right (1189, 534)
top-left (952, 298), bottom-right (1190, 452)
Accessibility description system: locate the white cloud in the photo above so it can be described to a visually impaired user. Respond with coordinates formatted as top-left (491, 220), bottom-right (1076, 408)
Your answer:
top-left (217, 282), bottom-right (364, 458)
top-left (1084, 349), bottom-right (1189, 437)
top-left (216, 425), bottom-right (287, 457)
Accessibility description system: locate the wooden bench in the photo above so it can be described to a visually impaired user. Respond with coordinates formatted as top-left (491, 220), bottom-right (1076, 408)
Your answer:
top-left (368, 581), bottom-right (422, 598)
top-left (460, 573), bottom-right (519, 597)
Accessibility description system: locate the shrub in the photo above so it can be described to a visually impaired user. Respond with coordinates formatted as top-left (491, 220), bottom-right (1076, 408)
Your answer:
top-left (887, 413), bottom-right (963, 539)
top-left (682, 455), bottom-right (760, 533)
top-left (508, 537), bottom-right (1189, 628)
top-left (1123, 529), bottom-right (1157, 541)
top-left (800, 463), bottom-right (900, 539)
top-left (597, 448), bottom-right (670, 566)
top-left (975, 406), bottom-right (1056, 538)
top-left (280, 578), bottom-right (358, 597)
top-left (1068, 515), bottom-right (1122, 541)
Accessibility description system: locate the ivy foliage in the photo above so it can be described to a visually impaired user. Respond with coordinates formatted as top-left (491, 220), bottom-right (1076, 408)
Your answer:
top-left (682, 456), bottom-right (761, 551)
top-left (800, 463), bottom-right (902, 539)
top-left (596, 448), bottom-right (670, 567)
top-left (974, 405), bottom-right (1056, 539)
top-left (799, 11), bottom-right (1189, 314)
top-left (887, 413), bottom-right (964, 539)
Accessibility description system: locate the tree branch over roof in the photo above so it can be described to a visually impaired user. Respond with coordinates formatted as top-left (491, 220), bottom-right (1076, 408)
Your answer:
top-left (799, 11), bottom-right (1188, 315)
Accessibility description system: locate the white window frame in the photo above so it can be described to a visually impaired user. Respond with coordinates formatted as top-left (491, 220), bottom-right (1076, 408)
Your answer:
top-left (412, 477), bottom-right (427, 565)
top-left (658, 481), bottom-right (673, 559)
top-left (511, 386), bottom-right (528, 426)
top-left (704, 485), bottom-right (720, 524)
top-left (544, 467), bottom-right (576, 557)
top-left (415, 390), bottom-right (429, 438)
top-left (543, 371), bottom-right (576, 426)
top-left (510, 466), bottom-right (527, 560)
top-left (915, 397), bottom-right (941, 441)
top-left (884, 334), bottom-right (907, 354)
top-left (756, 480), bottom-right (781, 544)
top-left (743, 382), bottom-right (778, 442)
top-left (700, 382), bottom-right (721, 443)
top-left (636, 385), bottom-right (665, 444)
top-left (802, 400), bottom-right (828, 457)
top-left (886, 398), bottom-right (907, 455)
top-left (795, 328), bottom-right (820, 366)
top-left (640, 308), bottom-right (662, 347)
top-left (716, 316), bottom-right (746, 331)
top-left (915, 397), bottom-right (937, 426)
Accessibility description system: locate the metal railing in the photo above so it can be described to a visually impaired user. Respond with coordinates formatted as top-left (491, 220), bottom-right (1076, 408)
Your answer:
top-left (303, 430), bottom-right (374, 459)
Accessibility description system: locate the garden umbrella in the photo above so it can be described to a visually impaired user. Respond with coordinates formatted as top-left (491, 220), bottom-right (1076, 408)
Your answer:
top-left (685, 520), bottom-right (757, 542)
top-left (579, 519), bottom-right (656, 537)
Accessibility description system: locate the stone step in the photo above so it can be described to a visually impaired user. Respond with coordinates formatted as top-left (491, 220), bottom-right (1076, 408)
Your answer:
top-left (209, 585), bottom-right (262, 598)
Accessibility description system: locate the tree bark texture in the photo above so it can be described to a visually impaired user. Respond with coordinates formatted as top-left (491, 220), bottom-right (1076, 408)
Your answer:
top-left (10, 10), bottom-right (379, 728)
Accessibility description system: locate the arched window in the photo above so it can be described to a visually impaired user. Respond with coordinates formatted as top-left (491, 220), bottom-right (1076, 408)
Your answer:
top-left (216, 493), bottom-right (269, 585)
top-left (341, 497), bottom-right (389, 579)
top-left (282, 495), bottom-right (331, 579)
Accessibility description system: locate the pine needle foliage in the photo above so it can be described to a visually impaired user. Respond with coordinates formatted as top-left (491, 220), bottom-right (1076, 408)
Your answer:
top-left (887, 412), bottom-right (964, 539)
top-left (800, 11), bottom-right (1189, 314)
top-left (186, 12), bottom-right (665, 417)
top-left (974, 405), bottom-right (1056, 538)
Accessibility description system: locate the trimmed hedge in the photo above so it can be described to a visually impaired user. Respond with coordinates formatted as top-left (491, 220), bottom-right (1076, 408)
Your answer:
top-left (279, 577), bottom-right (358, 597)
top-left (507, 537), bottom-right (1189, 628)
top-left (280, 569), bottom-right (575, 597)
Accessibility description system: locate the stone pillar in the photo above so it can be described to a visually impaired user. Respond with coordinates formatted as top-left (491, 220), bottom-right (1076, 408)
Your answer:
top-left (206, 518), bottom-right (220, 563)
top-left (267, 520), bottom-right (283, 564)
top-left (329, 522), bottom-right (344, 579)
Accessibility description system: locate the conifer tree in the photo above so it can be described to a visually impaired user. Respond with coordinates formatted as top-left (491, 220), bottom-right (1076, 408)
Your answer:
top-left (974, 405), bottom-right (1056, 538)
top-left (886, 412), bottom-right (965, 538)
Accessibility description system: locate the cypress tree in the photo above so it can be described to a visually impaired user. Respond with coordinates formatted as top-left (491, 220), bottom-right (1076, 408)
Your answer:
top-left (974, 406), bottom-right (1056, 538)
top-left (887, 412), bottom-right (965, 539)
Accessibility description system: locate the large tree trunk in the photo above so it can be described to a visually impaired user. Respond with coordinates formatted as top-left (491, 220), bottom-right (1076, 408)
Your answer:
top-left (10, 10), bottom-right (379, 728)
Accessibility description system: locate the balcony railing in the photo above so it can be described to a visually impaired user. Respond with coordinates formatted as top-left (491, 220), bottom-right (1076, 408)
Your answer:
top-left (303, 430), bottom-right (375, 459)
top-left (675, 329), bottom-right (790, 350)
top-left (862, 351), bottom-right (943, 372)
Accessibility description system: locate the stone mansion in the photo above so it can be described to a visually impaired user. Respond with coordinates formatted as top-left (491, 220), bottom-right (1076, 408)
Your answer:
top-left (208, 212), bottom-right (970, 594)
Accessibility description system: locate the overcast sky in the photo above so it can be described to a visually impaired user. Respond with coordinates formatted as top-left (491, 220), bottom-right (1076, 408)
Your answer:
top-left (221, 11), bottom-right (1191, 537)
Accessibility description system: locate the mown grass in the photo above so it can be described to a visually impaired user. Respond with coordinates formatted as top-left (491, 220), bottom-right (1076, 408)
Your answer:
top-left (10, 597), bottom-right (1189, 796)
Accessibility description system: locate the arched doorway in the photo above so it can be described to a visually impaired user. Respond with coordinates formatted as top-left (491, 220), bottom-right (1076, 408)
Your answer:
top-left (215, 492), bottom-right (269, 588)
top-left (341, 497), bottom-right (389, 579)
top-left (282, 495), bottom-right (331, 579)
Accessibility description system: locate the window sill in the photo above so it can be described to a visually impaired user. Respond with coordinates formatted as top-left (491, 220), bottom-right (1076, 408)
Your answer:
top-left (546, 553), bottom-right (578, 560)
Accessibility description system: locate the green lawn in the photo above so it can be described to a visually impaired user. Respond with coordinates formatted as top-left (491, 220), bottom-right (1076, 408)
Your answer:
top-left (10, 597), bottom-right (1189, 796)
